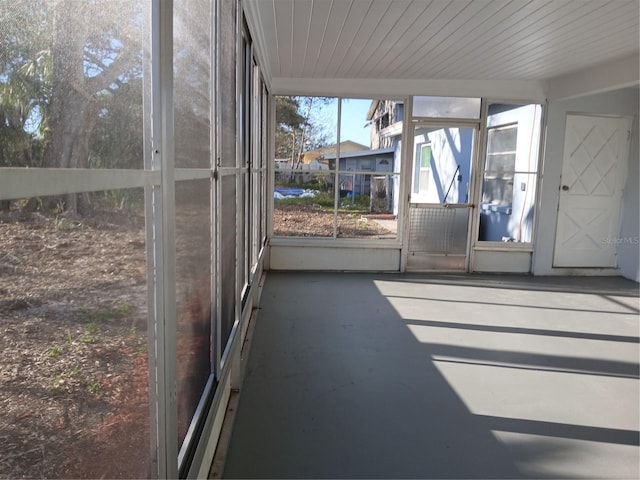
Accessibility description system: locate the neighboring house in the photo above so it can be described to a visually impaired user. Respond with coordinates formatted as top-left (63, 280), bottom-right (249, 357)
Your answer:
top-left (277, 141), bottom-right (369, 181)
top-left (412, 126), bottom-right (473, 205)
top-left (366, 100), bottom-right (405, 214)
top-left (367, 100), bottom-right (404, 149)
top-left (479, 104), bottom-right (541, 242)
top-left (274, 158), bottom-right (290, 169)
top-left (300, 140), bottom-right (369, 165)
top-left (322, 146), bottom-right (394, 187)
top-left (276, 141), bottom-right (370, 184)
top-left (365, 98), bottom-right (541, 237)
top-left (411, 104), bottom-right (540, 242)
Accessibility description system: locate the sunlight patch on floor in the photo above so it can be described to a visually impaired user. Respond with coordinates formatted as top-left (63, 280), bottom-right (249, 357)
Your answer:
top-left (431, 359), bottom-right (638, 430)
top-left (492, 431), bottom-right (639, 479)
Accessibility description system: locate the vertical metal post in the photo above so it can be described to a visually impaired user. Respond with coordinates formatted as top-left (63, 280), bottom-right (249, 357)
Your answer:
top-left (266, 92), bottom-right (275, 244)
top-left (399, 96), bottom-right (414, 272)
top-left (142, 0), bottom-right (159, 475)
top-left (333, 98), bottom-right (342, 238)
top-left (213, 0), bottom-right (223, 385)
top-left (233, 0), bottom-right (243, 388)
top-left (151, 0), bottom-right (177, 477)
top-left (210, 0), bottom-right (219, 381)
top-left (468, 98), bottom-right (489, 272)
top-left (529, 102), bottom-right (548, 273)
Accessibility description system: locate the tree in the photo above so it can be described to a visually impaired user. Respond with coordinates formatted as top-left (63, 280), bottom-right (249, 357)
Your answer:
top-left (274, 96), bottom-right (304, 162)
top-left (274, 95), bottom-right (334, 171)
top-left (0, 0), bottom-right (144, 213)
top-left (44, 0), bottom-right (143, 212)
top-left (0, 2), bottom-right (50, 170)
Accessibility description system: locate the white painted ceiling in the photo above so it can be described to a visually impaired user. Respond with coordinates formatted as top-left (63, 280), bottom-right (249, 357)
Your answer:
top-left (244, 0), bottom-right (639, 93)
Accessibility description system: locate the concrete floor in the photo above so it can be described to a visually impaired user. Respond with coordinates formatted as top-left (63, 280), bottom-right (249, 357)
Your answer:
top-left (222, 272), bottom-right (639, 479)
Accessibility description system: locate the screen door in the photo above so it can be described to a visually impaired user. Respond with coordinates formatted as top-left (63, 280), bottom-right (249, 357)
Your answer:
top-left (406, 125), bottom-right (476, 271)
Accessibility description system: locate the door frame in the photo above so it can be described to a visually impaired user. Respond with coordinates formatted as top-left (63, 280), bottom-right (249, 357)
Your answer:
top-left (401, 118), bottom-right (482, 272)
top-left (468, 101), bottom-right (546, 273)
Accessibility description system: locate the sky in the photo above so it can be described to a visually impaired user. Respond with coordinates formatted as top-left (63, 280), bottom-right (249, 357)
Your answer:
top-left (340, 98), bottom-right (373, 147)
top-left (319, 98), bottom-right (373, 147)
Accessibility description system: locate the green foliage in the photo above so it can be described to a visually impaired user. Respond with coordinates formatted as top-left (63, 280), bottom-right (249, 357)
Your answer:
top-left (54, 217), bottom-right (80, 231)
top-left (0, 49), bottom-right (50, 168)
top-left (88, 79), bottom-right (144, 170)
top-left (49, 382), bottom-right (66, 398)
top-left (337, 197), bottom-right (371, 215)
top-left (85, 322), bottom-right (101, 334)
top-left (79, 334), bottom-right (96, 344)
top-left (115, 303), bottom-right (132, 315)
top-left (102, 189), bottom-right (144, 213)
top-left (275, 191), bottom-right (334, 209)
top-left (1, 0), bottom-right (144, 175)
top-left (82, 302), bottom-right (132, 323)
top-left (87, 381), bottom-right (102, 395)
top-left (47, 345), bottom-right (62, 358)
top-left (275, 189), bottom-right (372, 215)
top-left (276, 180), bottom-right (327, 190)
top-left (275, 96), bottom-right (305, 129)
top-left (1, 2), bottom-right (51, 169)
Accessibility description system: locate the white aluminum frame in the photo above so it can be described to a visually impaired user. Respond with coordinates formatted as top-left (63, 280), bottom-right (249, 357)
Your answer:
top-left (152, 0), bottom-right (178, 476)
top-left (269, 95), bottom-right (409, 249)
top-left (402, 112), bottom-right (482, 273)
top-left (0, 0), bottom-right (272, 477)
top-left (468, 99), bottom-right (548, 273)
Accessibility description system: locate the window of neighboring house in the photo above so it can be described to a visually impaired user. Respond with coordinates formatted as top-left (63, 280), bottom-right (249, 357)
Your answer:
top-left (418, 144), bottom-right (432, 196)
top-left (478, 103), bottom-right (542, 243)
top-left (483, 124), bottom-right (517, 207)
top-left (394, 103), bottom-right (404, 123)
top-left (379, 112), bottom-right (390, 129)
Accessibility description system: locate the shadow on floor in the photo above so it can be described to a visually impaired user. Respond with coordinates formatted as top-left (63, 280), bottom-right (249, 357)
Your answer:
top-left (222, 272), bottom-right (639, 479)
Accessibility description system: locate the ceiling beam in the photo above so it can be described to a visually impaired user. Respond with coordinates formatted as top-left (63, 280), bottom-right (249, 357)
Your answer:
top-left (547, 52), bottom-right (639, 101)
top-left (269, 77), bottom-right (548, 102)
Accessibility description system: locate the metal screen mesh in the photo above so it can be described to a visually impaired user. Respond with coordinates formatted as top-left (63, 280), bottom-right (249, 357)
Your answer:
top-left (408, 206), bottom-right (468, 254)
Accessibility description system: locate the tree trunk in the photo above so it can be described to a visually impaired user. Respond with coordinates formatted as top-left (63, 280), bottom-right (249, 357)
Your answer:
top-left (289, 97), bottom-right (314, 183)
top-left (42, 0), bottom-right (96, 214)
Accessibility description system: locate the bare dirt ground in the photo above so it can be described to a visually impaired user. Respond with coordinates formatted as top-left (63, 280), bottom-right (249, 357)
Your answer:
top-left (274, 203), bottom-right (396, 238)
top-left (0, 208), bottom-right (150, 479)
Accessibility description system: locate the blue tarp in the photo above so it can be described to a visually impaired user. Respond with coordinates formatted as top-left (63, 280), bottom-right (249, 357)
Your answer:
top-left (275, 187), bottom-right (304, 196)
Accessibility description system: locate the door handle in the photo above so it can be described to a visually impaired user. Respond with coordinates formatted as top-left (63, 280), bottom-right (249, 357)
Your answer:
top-left (561, 185), bottom-right (570, 191)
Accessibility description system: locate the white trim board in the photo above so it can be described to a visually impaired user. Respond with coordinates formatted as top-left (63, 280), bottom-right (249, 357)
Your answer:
top-left (0, 168), bottom-right (161, 200)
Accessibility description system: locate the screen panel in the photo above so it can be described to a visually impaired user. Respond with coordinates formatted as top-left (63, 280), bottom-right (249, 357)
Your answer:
top-left (413, 96), bottom-right (481, 119)
top-left (0, 190), bottom-right (150, 478)
top-left (174, 179), bottom-right (212, 448)
top-left (220, 175), bottom-right (236, 348)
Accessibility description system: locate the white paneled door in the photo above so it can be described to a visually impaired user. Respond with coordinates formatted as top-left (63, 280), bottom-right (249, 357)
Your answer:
top-left (554, 114), bottom-right (632, 268)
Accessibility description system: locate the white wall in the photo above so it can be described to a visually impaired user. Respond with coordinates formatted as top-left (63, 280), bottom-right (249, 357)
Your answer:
top-left (619, 113), bottom-right (640, 281)
top-left (533, 87), bottom-right (640, 280)
top-left (269, 244), bottom-right (401, 271)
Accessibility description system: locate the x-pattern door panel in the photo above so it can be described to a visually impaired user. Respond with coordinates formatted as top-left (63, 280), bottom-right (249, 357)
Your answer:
top-left (554, 114), bottom-right (631, 268)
